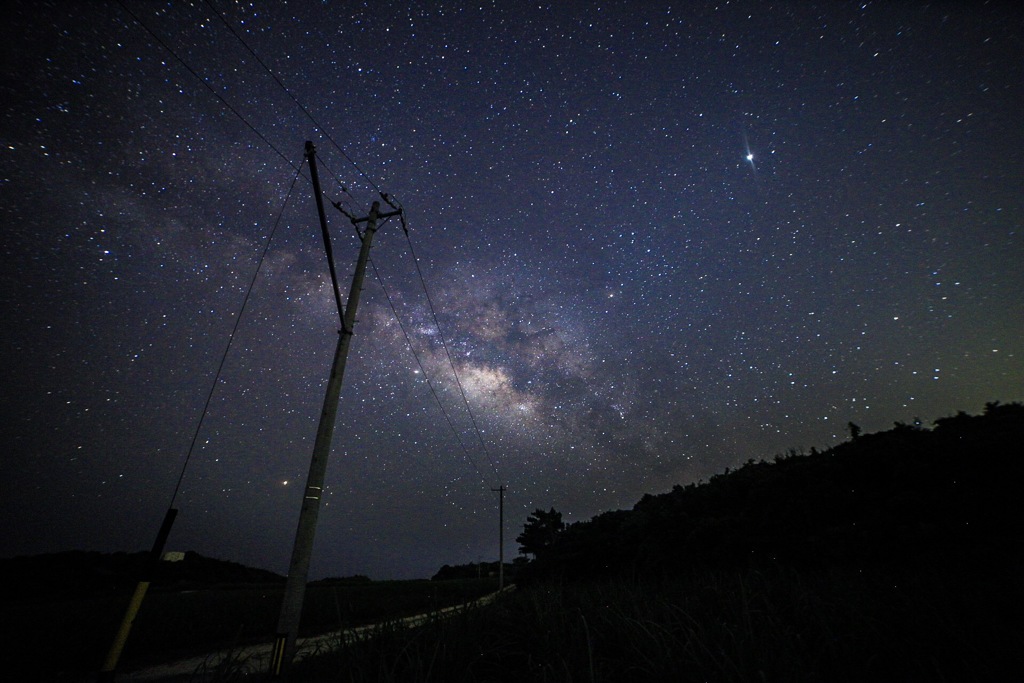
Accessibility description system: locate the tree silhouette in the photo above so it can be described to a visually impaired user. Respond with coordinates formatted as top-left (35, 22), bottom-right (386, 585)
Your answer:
top-left (847, 422), bottom-right (862, 440)
top-left (516, 508), bottom-right (565, 558)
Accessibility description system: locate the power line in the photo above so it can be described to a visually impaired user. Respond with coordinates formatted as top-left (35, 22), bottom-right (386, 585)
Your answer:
top-left (201, 0), bottom-right (388, 197)
top-left (117, 1), bottom-right (343, 217)
top-left (367, 251), bottom-right (491, 484)
top-left (118, 1), bottom-right (360, 229)
top-left (116, 0), bottom-right (302, 177)
top-left (400, 215), bottom-right (503, 484)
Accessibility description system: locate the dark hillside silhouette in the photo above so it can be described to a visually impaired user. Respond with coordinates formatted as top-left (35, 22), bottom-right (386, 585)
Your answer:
top-left (0, 550), bottom-right (283, 601)
top-left (521, 402), bottom-right (1024, 581)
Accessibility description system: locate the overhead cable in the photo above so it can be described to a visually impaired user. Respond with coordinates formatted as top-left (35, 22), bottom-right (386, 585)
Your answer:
top-left (402, 219), bottom-right (502, 484)
top-left (201, 0), bottom-right (388, 196)
top-left (116, 0), bottom-right (302, 177)
top-left (368, 253), bottom-right (491, 484)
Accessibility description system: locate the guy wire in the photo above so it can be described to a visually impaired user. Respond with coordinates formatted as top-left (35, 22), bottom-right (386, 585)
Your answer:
top-left (167, 163), bottom-right (303, 510)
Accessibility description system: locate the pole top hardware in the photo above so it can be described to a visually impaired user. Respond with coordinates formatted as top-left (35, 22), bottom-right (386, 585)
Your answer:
top-left (353, 207), bottom-right (402, 224)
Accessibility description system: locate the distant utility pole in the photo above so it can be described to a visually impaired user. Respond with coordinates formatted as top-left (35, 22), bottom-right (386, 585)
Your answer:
top-left (270, 142), bottom-right (400, 679)
top-left (492, 485), bottom-right (505, 590)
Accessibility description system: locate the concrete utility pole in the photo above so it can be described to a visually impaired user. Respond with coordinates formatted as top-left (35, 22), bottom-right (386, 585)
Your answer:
top-left (270, 142), bottom-right (399, 678)
top-left (492, 485), bottom-right (505, 590)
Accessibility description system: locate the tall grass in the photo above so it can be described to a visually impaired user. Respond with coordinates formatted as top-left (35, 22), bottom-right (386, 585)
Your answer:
top-left (292, 565), bottom-right (1018, 682)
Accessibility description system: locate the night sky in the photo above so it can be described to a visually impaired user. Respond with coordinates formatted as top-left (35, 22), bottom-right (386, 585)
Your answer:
top-left (2, 1), bottom-right (1022, 580)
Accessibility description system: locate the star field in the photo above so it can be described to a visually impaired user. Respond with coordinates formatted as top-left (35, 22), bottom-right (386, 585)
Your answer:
top-left (1, 1), bottom-right (1022, 579)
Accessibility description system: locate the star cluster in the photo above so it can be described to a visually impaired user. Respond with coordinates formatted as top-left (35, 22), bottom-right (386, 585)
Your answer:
top-left (1, 1), bottom-right (1022, 579)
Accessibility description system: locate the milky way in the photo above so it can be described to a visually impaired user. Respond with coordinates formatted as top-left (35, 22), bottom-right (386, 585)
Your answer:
top-left (2, 1), bottom-right (1022, 579)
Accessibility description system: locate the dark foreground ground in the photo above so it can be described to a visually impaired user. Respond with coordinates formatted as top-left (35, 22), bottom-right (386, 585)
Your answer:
top-left (293, 562), bottom-right (1019, 683)
top-left (3, 574), bottom-right (496, 682)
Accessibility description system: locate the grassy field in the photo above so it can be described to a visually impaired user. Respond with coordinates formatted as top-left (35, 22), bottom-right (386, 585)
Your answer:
top-left (6, 577), bottom-right (497, 681)
top-left (291, 564), bottom-right (1019, 683)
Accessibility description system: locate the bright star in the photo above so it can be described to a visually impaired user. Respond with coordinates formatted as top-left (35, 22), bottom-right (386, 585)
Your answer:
top-left (742, 130), bottom-right (758, 175)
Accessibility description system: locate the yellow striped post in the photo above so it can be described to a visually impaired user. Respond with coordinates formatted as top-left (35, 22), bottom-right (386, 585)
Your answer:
top-left (99, 581), bottom-right (150, 677)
